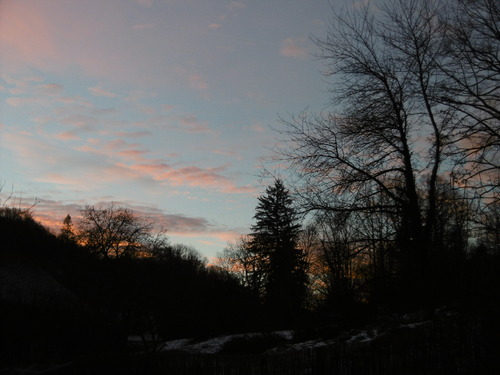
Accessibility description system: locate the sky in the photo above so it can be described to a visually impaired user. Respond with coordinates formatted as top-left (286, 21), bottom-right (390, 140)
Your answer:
top-left (0, 0), bottom-right (353, 259)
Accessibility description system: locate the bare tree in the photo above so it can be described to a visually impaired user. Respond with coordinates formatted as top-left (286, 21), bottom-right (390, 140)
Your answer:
top-left (441, 0), bottom-right (500, 200)
top-left (277, 0), bottom-right (460, 303)
top-left (218, 236), bottom-right (267, 298)
top-left (77, 203), bottom-right (153, 258)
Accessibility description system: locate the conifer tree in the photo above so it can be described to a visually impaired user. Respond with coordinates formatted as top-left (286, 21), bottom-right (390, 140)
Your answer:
top-left (250, 179), bottom-right (308, 317)
top-left (59, 214), bottom-right (76, 243)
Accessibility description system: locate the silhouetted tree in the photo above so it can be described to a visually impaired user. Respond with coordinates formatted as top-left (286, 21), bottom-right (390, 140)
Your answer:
top-left (59, 214), bottom-right (76, 243)
top-left (218, 236), bottom-right (267, 298)
top-left (77, 203), bottom-right (153, 258)
top-left (441, 0), bottom-right (500, 201)
top-left (249, 179), bottom-right (308, 317)
top-left (277, 0), bottom-right (468, 307)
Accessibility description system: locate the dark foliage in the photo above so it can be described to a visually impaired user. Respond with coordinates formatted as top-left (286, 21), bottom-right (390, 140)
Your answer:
top-left (249, 179), bottom-right (308, 322)
top-left (0, 207), bottom-right (258, 366)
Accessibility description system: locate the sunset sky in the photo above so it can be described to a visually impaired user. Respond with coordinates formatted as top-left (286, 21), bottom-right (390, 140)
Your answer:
top-left (0, 0), bottom-right (351, 259)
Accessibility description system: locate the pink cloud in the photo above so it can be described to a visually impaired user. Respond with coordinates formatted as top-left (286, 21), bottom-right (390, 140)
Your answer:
top-left (3, 81), bottom-right (68, 109)
top-left (129, 162), bottom-right (254, 194)
top-left (38, 174), bottom-right (83, 187)
top-left (0, 2), bottom-right (59, 69)
top-left (189, 74), bottom-right (208, 90)
top-left (0, 2), bottom-right (136, 82)
top-left (131, 163), bottom-right (170, 175)
top-left (208, 23), bottom-right (223, 29)
top-left (157, 165), bottom-right (228, 187)
top-left (228, 2), bottom-right (246, 10)
top-left (76, 138), bottom-right (148, 165)
top-left (106, 139), bottom-right (134, 150)
top-left (118, 150), bottom-right (148, 160)
top-left (55, 131), bottom-right (80, 141)
top-left (251, 123), bottom-right (266, 133)
top-left (88, 86), bottom-right (117, 98)
top-left (36, 83), bottom-right (64, 95)
top-left (56, 96), bottom-right (93, 107)
top-left (0, 193), bottom-right (244, 258)
top-left (179, 114), bottom-right (211, 133)
top-left (0, 194), bottom-right (214, 236)
top-left (280, 37), bottom-right (308, 59)
top-left (6, 97), bottom-right (43, 107)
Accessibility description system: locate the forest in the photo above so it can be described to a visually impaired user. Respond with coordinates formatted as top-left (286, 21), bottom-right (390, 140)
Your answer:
top-left (1, 0), bottom-right (499, 373)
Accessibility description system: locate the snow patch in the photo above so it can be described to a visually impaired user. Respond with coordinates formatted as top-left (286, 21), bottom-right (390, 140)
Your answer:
top-left (266, 339), bottom-right (335, 354)
top-left (346, 330), bottom-right (379, 344)
top-left (400, 321), bottom-right (431, 329)
top-left (162, 331), bottom-right (295, 354)
top-left (161, 338), bottom-right (195, 351)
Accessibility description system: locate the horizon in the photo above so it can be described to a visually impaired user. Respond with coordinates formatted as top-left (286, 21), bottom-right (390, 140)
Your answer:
top-left (0, 0), bottom-right (345, 258)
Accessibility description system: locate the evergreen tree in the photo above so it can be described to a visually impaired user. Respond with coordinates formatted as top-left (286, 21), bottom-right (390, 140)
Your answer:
top-left (250, 179), bottom-right (307, 318)
top-left (59, 214), bottom-right (76, 243)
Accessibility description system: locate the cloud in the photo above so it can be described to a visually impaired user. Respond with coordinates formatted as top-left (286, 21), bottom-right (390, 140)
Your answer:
top-left (0, 190), bottom-right (243, 258)
top-left (6, 97), bottom-right (44, 107)
top-left (145, 212), bottom-right (211, 233)
top-left (88, 86), bottom-right (117, 98)
top-left (179, 114), bottom-right (211, 133)
top-left (251, 123), bottom-right (266, 133)
top-left (21, 198), bottom-right (83, 231)
top-left (36, 83), bottom-right (64, 95)
top-left (128, 162), bottom-right (254, 194)
top-left (39, 174), bottom-right (83, 187)
top-left (188, 74), bottom-right (208, 91)
top-left (160, 165), bottom-right (228, 187)
top-left (208, 23), bottom-right (222, 29)
top-left (118, 149), bottom-right (148, 160)
top-left (115, 130), bottom-right (152, 139)
top-left (133, 24), bottom-right (154, 30)
top-left (55, 131), bottom-right (80, 141)
top-left (0, 2), bottom-right (59, 69)
top-left (280, 37), bottom-right (308, 59)
top-left (4, 84), bottom-right (68, 109)
top-left (76, 138), bottom-right (148, 165)
top-left (56, 96), bottom-right (93, 107)
top-left (131, 163), bottom-right (229, 188)
top-left (228, 2), bottom-right (246, 10)
top-left (0, 193), bottom-right (212, 235)
top-left (3, 129), bottom-right (144, 192)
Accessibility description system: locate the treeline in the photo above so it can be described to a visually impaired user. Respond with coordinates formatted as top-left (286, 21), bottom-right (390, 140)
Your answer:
top-left (219, 0), bottom-right (500, 321)
top-left (0, 205), bottom-right (260, 364)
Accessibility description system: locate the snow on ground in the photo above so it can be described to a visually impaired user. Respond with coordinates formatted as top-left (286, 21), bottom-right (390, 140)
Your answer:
top-left (161, 331), bottom-right (295, 354)
top-left (400, 321), bottom-right (431, 329)
top-left (161, 338), bottom-right (196, 351)
top-left (181, 333), bottom-right (257, 354)
top-left (159, 318), bottom-right (433, 355)
top-left (346, 329), bottom-right (379, 344)
top-left (162, 333), bottom-right (259, 354)
top-left (265, 338), bottom-right (336, 354)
